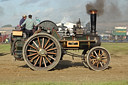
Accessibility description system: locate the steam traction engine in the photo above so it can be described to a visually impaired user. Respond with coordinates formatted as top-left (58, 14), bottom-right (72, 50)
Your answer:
top-left (10, 10), bottom-right (111, 71)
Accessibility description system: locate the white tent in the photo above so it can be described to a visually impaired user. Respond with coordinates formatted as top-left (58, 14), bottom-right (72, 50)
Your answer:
top-left (57, 22), bottom-right (76, 29)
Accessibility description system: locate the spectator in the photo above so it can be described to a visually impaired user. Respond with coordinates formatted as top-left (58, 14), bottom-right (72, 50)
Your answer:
top-left (19, 15), bottom-right (27, 30)
top-left (21, 14), bottom-right (36, 37)
top-left (5, 38), bottom-right (9, 44)
top-left (35, 17), bottom-right (40, 25)
top-left (34, 17), bottom-right (41, 31)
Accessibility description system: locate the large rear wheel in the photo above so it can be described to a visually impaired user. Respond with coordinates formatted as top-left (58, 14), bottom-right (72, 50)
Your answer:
top-left (23, 33), bottom-right (61, 71)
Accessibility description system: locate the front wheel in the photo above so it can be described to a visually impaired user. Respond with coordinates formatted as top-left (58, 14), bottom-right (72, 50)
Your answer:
top-left (86, 46), bottom-right (111, 71)
top-left (23, 33), bottom-right (61, 71)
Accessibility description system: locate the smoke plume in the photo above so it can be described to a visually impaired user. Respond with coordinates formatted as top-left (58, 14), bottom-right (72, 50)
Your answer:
top-left (98, 0), bottom-right (122, 22)
top-left (86, 0), bottom-right (123, 22)
top-left (86, 0), bottom-right (105, 16)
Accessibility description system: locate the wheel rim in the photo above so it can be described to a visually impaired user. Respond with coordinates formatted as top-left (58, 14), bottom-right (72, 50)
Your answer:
top-left (12, 40), bottom-right (23, 60)
top-left (23, 33), bottom-right (61, 70)
top-left (87, 47), bottom-right (110, 71)
top-left (82, 50), bottom-right (89, 68)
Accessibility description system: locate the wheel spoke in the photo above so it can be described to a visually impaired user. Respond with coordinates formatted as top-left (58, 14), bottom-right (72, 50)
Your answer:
top-left (33, 41), bottom-right (39, 48)
top-left (44, 55), bottom-right (52, 64)
top-left (98, 50), bottom-right (101, 56)
top-left (43, 57), bottom-right (47, 67)
top-left (101, 50), bottom-right (104, 56)
top-left (91, 54), bottom-right (96, 58)
top-left (100, 62), bottom-right (104, 67)
top-left (48, 55), bottom-right (56, 60)
top-left (45, 42), bottom-right (54, 50)
top-left (42, 38), bottom-right (44, 48)
top-left (94, 51), bottom-right (98, 57)
top-left (27, 50), bottom-right (37, 53)
top-left (37, 37), bottom-right (41, 48)
top-left (90, 58), bottom-right (96, 62)
top-left (44, 39), bottom-right (50, 49)
top-left (39, 56), bottom-right (42, 67)
top-left (102, 60), bottom-right (107, 64)
top-left (47, 52), bottom-right (56, 55)
top-left (28, 44), bottom-right (37, 50)
top-left (97, 62), bottom-right (99, 67)
top-left (47, 47), bottom-right (57, 51)
top-left (27, 53), bottom-right (38, 57)
top-left (30, 55), bottom-right (39, 62)
top-left (34, 56), bottom-right (40, 66)
top-left (92, 61), bottom-right (97, 65)
top-left (102, 56), bottom-right (107, 59)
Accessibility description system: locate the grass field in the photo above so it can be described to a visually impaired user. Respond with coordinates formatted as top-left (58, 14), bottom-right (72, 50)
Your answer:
top-left (1, 43), bottom-right (128, 55)
top-left (1, 80), bottom-right (128, 85)
top-left (0, 44), bottom-right (10, 53)
top-left (0, 43), bottom-right (128, 85)
top-left (101, 43), bottom-right (128, 56)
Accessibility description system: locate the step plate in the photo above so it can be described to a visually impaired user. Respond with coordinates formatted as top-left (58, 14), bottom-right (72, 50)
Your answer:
top-left (13, 31), bottom-right (23, 36)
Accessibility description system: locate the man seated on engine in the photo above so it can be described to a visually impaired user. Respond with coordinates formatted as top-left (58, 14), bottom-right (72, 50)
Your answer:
top-left (21, 14), bottom-right (36, 37)
top-left (20, 15), bottom-right (27, 31)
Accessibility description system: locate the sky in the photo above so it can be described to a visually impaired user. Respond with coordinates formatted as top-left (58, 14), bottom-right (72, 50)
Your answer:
top-left (0, 0), bottom-right (128, 27)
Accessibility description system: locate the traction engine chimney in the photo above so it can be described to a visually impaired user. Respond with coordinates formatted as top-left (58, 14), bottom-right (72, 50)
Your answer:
top-left (90, 9), bottom-right (97, 34)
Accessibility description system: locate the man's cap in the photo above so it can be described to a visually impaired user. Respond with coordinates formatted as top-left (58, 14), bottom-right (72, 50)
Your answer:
top-left (23, 15), bottom-right (27, 17)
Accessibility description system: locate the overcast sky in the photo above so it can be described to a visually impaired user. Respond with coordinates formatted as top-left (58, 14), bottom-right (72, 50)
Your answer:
top-left (0, 0), bottom-right (127, 27)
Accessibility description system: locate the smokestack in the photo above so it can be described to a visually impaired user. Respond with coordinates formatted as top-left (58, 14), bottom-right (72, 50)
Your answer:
top-left (90, 9), bottom-right (97, 34)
